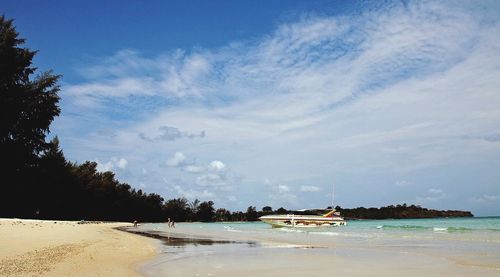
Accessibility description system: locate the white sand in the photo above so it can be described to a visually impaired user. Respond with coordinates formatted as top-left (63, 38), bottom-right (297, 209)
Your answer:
top-left (0, 219), bottom-right (157, 276)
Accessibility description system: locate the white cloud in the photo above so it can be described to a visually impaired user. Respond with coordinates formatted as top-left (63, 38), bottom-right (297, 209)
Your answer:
top-left (95, 157), bottom-right (128, 172)
top-left (184, 165), bottom-right (205, 173)
top-left (484, 194), bottom-right (500, 201)
top-left (139, 125), bottom-right (205, 141)
top-left (278, 184), bottom-right (290, 193)
top-left (96, 160), bottom-right (113, 172)
top-left (226, 195), bottom-right (237, 202)
top-left (300, 185), bottom-right (320, 192)
top-left (470, 194), bottom-right (500, 203)
top-left (166, 152), bottom-right (188, 167)
top-left (395, 180), bottom-right (411, 187)
top-left (416, 188), bottom-right (447, 202)
top-left (428, 188), bottom-right (443, 194)
top-left (209, 160), bottom-right (226, 172)
top-left (116, 158), bottom-right (128, 169)
top-left (55, 2), bottom-right (500, 213)
top-left (173, 185), bottom-right (214, 200)
top-left (197, 174), bottom-right (224, 186)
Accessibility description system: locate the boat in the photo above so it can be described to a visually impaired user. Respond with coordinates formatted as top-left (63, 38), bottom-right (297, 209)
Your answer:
top-left (259, 209), bottom-right (347, 228)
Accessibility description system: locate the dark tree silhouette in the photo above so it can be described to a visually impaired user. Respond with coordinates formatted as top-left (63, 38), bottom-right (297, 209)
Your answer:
top-left (276, 207), bottom-right (288, 214)
top-left (197, 201), bottom-right (215, 222)
top-left (164, 198), bottom-right (190, 222)
top-left (215, 208), bottom-right (231, 221)
top-left (0, 16), bottom-right (61, 217)
top-left (245, 206), bottom-right (258, 221)
top-left (262, 206), bottom-right (273, 213)
top-left (188, 199), bottom-right (200, 221)
top-left (335, 204), bottom-right (472, 219)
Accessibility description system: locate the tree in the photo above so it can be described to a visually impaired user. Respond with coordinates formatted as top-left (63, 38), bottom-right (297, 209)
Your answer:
top-left (164, 198), bottom-right (189, 222)
top-left (0, 16), bottom-right (61, 217)
top-left (276, 207), bottom-right (288, 214)
top-left (188, 199), bottom-right (200, 220)
top-left (262, 206), bottom-right (273, 213)
top-left (215, 208), bottom-right (231, 222)
top-left (36, 137), bottom-right (76, 218)
top-left (0, 16), bottom-right (61, 166)
top-left (196, 201), bottom-right (215, 222)
top-left (245, 206), bottom-right (258, 221)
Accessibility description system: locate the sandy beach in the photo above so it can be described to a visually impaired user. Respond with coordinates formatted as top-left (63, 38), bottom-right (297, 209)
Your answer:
top-left (2, 218), bottom-right (499, 277)
top-left (0, 219), bottom-right (157, 276)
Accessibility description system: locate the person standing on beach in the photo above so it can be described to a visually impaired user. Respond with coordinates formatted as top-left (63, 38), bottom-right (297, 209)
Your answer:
top-left (171, 220), bottom-right (175, 228)
top-left (167, 218), bottom-right (171, 228)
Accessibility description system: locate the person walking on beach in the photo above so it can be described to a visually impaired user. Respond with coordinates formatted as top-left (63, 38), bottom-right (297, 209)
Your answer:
top-left (167, 218), bottom-right (171, 228)
top-left (171, 220), bottom-right (175, 228)
top-left (133, 220), bottom-right (138, 227)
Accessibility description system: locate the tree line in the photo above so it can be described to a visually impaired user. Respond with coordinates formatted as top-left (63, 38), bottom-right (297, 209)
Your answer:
top-left (0, 16), bottom-right (473, 222)
top-left (335, 204), bottom-right (473, 219)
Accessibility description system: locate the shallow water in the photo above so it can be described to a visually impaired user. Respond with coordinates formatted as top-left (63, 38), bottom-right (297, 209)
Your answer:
top-left (134, 217), bottom-right (500, 276)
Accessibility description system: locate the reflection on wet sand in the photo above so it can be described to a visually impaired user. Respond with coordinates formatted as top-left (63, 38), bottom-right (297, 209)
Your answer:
top-left (118, 227), bottom-right (257, 248)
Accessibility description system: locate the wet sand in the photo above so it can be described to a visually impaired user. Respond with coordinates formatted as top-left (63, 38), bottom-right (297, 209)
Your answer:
top-left (0, 219), bottom-right (157, 276)
top-left (127, 223), bottom-right (500, 277)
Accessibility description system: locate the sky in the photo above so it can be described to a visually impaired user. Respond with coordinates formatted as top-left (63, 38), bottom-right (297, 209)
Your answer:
top-left (2, 0), bottom-right (500, 215)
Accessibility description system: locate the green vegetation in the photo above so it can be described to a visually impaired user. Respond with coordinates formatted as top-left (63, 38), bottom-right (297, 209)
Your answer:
top-left (335, 204), bottom-right (473, 219)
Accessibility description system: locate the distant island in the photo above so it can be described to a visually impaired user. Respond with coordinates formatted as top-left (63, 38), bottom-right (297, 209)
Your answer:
top-left (333, 204), bottom-right (473, 220)
top-left (211, 204), bottom-right (473, 222)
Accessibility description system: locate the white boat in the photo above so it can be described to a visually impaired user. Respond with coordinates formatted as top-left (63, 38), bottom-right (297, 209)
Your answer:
top-left (259, 210), bottom-right (347, 228)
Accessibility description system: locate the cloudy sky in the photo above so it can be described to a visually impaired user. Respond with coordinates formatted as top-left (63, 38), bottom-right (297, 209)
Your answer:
top-left (4, 0), bottom-right (500, 215)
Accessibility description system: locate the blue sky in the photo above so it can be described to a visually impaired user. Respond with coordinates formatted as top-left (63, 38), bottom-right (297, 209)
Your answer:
top-left (2, 1), bottom-right (500, 215)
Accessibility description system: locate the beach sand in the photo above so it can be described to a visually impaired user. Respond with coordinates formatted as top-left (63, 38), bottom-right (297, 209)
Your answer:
top-left (0, 219), bottom-right (157, 276)
top-left (3, 218), bottom-right (499, 277)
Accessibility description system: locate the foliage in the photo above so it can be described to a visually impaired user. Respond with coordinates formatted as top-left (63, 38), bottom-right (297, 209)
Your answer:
top-left (0, 16), bottom-right (61, 217)
top-left (0, 16), bottom-right (60, 168)
top-left (336, 204), bottom-right (473, 219)
top-left (197, 201), bottom-right (215, 222)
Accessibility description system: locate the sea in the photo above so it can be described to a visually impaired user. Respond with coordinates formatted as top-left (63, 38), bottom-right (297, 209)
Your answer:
top-left (134, 217), bottom-right (500, 276)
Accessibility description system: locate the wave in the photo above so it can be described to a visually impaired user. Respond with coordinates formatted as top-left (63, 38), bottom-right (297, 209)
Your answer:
top-left (433, 227), bottom-right (447, 232)
top-left (377, 225), bottom-right (477, 232)
top-left (223, 225), bottom-right (243, 232)
top-left (379, 224), bottom-right (433, 231)
top-left (487, 228), bottom-right (500, 232)
top-left (446, 227), bottom-right (474, 232)
top-left (432, 227), bottom-right (473, 232)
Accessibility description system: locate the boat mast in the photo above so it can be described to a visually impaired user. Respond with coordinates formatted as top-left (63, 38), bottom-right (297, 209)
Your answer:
top-left (331, 183), bottom-right (335, 210)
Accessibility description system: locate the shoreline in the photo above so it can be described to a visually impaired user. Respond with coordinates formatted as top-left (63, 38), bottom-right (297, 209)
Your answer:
top-left (127, 221), bottom-right (500, 276)
top-left (2, 219), bottom-right (499, 276)
top-left (0, 218), bottom-right (158, 276)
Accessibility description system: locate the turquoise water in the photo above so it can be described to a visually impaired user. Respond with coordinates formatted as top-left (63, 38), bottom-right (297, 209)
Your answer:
top-left (141, 217), bottom-right (500, 245)
top-left (137, 217), bottom-right (500, 276)
top-left (185, 217), bottom-right (500, 232)
top-left (345, 216), bottom-right (500, 233)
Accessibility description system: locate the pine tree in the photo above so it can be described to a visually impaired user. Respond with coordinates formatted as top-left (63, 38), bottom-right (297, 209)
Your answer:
top-left (0, 16), bottom-right (61, 217)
